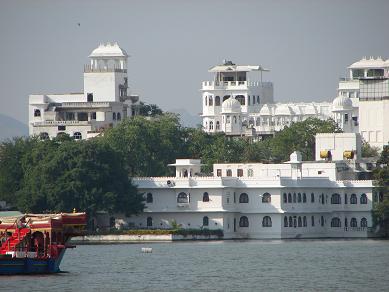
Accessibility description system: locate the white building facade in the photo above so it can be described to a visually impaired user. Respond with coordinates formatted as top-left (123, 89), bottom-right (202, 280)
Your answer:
top-left (29, 42), bottom-right (139, 140)
top-left (125, 151), bottom-right (374, 239)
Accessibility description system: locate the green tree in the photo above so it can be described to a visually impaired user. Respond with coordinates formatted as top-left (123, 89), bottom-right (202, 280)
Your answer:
top-left (361, 140), bottom-right (379, 158)
top-left (136, 102), bottom-right (163, 117)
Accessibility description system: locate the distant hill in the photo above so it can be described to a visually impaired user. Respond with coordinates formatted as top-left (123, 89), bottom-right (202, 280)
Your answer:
top-left (169, 108), bottom-right (202, 128)
top-left (0, 114), bottom-right (28, 141)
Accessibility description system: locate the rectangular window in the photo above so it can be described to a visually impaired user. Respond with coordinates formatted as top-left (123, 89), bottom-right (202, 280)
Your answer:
top-left (233, 192), bottom-right (236, 204)
top-left (321, 216), bottom-right (324, 227)
top-left (58, 125), bottom-right (66, 131)
top-left (91, 112), bottom-right (97, 120)
top-left (311, 216), bottom-right (315, 226)
top-left (344, 114), bottom-right (349, 123)
top-left (344, 193), bottom-right (348, 204)
top-left (87, 93), bottom-right (93, 102)
top-left (237, 169), bottom-right (243, 177)
top-left (65, 112), bottom-right (75, 121)
top-left (217, 169), bottom-right (222, 177)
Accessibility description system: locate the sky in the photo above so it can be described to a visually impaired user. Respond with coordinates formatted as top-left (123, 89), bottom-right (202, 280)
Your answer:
top-left (0, 0), bottom-right (389, 125)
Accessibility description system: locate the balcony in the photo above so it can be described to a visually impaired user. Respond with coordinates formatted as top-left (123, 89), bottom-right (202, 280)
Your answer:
top-left (59, 102), bottom-right (111, 108)
top-left (202, 81), bottom-right (272, 90)
top-left (33, 120), bottom-right (91, 126)
top-left (84, 65), bottom-right (127, 73)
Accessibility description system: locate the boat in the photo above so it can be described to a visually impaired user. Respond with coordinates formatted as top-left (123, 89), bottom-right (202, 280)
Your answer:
top-left (0, 212), bottom-right (86, 274)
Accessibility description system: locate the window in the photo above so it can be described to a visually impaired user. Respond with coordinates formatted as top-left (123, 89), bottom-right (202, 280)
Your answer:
top-left (217, 169), bottom-right (222, 177)
top-left (147, 217), bottom-right (152, 227)
top-left (331, 193), bottom-right (341, 204)
top-left (113, 112), bottom-right (116, 120)
top-left (350, 218), bottom-right (357, 227)
top-left (203, 216), bottom-right (209, 226)
top-left (216, 121), bottom-right (220, 130)
top-left (360, 193), bottom-right (367, 204)
top-left (39, 132), bottom-right (49, 140)
top-left (345, 218), bottom-right (348, 227)
top-left (293, 193), bottom-right (296, 203)
top-left (303, 216), bottom-right (307, 227)
top-left (205, 96), bottom-right (208, 106)
top-left (321, 193), bottom-right (325, 204)
top-left (321, 216), bottom-right (324, 227)
top-left (302, 193), bottom-right (307, 203)
top-left (91, 112), bottom-right (97, 120)
top-left (233, 116), bottom-right (237, 124)
top-left (235, 95), bottom-right (245, 105)
top-left (298, 216), bottom-right (302, 227)
top-left (73, 132), bottom-right (82, 140)
top-left (284, 216), bottom-right (288, 227)
top-left (117, 113), bottom-right (121, 121)
top-left (298, 193), bottom-right (302, 203)
top-left (215, 96), bottom-right (221, 106)
top-left (262, 193), bottom-right (271, 203)
top-left (350, 194), bottom-right (357, 204)
top-left (311, 193), bottom-right (315, 203)
top-left (248, 95), bottom-right (250, 106)
top-left (58, 125), bottom-right (66, 131)
top-left (34, 109), bottom-right (41, 117)
top-left (311, 216), bottom-right (315, 226)
top-left (289, 216), bottom-right (293, 227)
top-left (209, 96), bottom-right (213, 106)
top-left (344, 114), bottom-right (349, 123)
top-left (331, 217), bottom-right (341, 227)
top-left (360, 218), bottom-right (367, 227)
top-left (288, 193), bottom-right (292, 203)
top-left (247, 169), bottom-right (254, 177)
top-left (209, 121), bottom-right (214, 130)
top-left (239, 216), bottom-right (249, 227)
top-left (237, 169), bottom-right (243, 177)
top-left (203, 192), bottom-right (209, 202)
top-left (223, 95), bottom-right (230, 102)
top-left (257, 96), bottom-right (260, 104)
top-left (177, 192), bottom-right (189, 204)
top-left (283, 193), bottom-right (287, 203)
top-left (146, 193), bottom-right (153, 203)
top-left (352, 69), bottom-right (364, 79)
top-left (87, 93), bottom-right (93, 102)
top-left (262, 216), bottom-right (272, 227)
top-left (226, 169), bottom-right (232, 177)
top-left (239, 193), bottom-right (249, 203)
top-left (344, 193), bottom-right (348, 204)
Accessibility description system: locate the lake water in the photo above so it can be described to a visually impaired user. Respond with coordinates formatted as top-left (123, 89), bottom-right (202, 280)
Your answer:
top-left (2, 239), bottom-right (389, 291)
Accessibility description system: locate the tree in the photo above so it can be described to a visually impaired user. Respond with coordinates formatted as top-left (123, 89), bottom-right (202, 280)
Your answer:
top-left (361, 140), bottom-right (379, 158)
top-left (136, 102), bottom-right (163, 117)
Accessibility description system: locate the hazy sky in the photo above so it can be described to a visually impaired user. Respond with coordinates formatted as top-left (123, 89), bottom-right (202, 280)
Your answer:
top-left (1, 0), bottom-right (389, 125)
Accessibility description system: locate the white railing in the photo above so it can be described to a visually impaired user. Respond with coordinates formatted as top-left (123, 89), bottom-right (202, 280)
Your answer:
top-left (60, 102), bottom-right (111, 108)
top-left (33, 120), bottom-right (91, 126)
top-left (202, 81), bottom-right (272, 88)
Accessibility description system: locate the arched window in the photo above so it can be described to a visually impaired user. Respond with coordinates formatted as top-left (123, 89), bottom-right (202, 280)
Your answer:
top-left (289, 216), bottom-right (293, 227)
top-left (39, 132), bottom-right (49, 140)
top-left (147, 217), bottom-right (153, 227)
top-left (262, 193), bottom-right (271, 203)
top-left (298, 216), bottom-right (302, 227)
top-left (360, 218), bottom-right (367, 227)
top-left (262, 216), bottom-right (272, 227)
top-left (146, 193), bottom-right (153, 203)
top-left (283, 193), bottom-right (287, 203)
top-left (293, 193), bottom-right (296, 203)
top-left (331, 217), bottom-right (341, 227)
top-left (235, 95), bottom-right (245, 105)
top-left (203, 192), bottom-right (209, 202)
top-left (298, 193), bottom-right (302, 203)
top-left (360, 193), bottom-right (367, 204)
top-left (331, 193), bottom-right (341, 204)
top-left (113, 112), bottom-right (117, 120)
top-left (209, 121), bottom-right (214, 130)
top-left (302, 193), bottom-right (307, 203)
top-left (344, 193), bottom-right (348, 204)
top-left (288, 193), bottom-right (292, 203)
top-left (215, 96), bottom-right (221, 106)
top-left (311, 193), bottom-right (315, 203)
top-left (350, 194), bottom-right (357, 204)
top-left (223, 95), bottom-right (230, 102)
top-left (303, 216), bottom-right (307, 227)
top-left (209, 96), bottom-right (213, 106)
top-left (247, 169), bottom-right (254, 177)
top-left (117, 113), bottom-right (121, 121)
top-left (233, 116), bottom-right (237, 123)
top-left (177, 192), bottom-right (189, 204)
top-left (239, 216), bottom-right (249, 227)
top-left (226, 169), bottom-right (232, 177)
top-left (350, 218), bottom-right (357, 227)
top-left (216, 121), bottom-right (220, 130)
top-left (239, 193), bottom-right (249, 203)
top-left (203, 216), bottom-right (209, 226)
top-left (345, 218), bottom-right (348, 227)
top-left (205, 96), bottom-right (208, 106)
top-left (73, 132), bottom-right (82, 140)
top-left (34, 109), bottom-right (41, 117)
top-left (284, 216), bottom-right (288, 227)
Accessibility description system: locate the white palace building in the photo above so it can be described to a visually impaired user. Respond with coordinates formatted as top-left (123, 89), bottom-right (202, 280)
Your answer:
top-left (201, 57), bottom-right (389, 149)
top-left (28, 42), bottom-right (139, 140)
top-left (124, 133), bottom-right (376, 239)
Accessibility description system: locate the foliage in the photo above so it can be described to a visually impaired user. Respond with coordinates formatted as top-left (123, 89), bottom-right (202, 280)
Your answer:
top-left (0, 137), bottom-right (144, 216)
top-left (136, 102), bottom-right (163, 117)
top-left (361, 141), bottom-right (379, 158)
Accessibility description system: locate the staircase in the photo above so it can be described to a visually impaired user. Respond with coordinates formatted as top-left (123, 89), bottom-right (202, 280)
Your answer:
top-left (0, 228), bottom-right (30, 255)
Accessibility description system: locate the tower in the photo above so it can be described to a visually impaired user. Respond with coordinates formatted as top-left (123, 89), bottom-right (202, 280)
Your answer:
top-left (84, 42), bottom-right (129, 103)
top-left (331, 95), bottom-right (354, 133)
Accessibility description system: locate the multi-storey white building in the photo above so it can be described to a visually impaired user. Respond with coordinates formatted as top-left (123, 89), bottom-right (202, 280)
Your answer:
top-left (126, 153), bottom-right (373, 239)
top-left (29, 42), bottom-right (139, 140)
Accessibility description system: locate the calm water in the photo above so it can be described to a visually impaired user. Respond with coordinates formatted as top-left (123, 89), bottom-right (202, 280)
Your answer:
top-left (2, 240), bottom-right (389, 291)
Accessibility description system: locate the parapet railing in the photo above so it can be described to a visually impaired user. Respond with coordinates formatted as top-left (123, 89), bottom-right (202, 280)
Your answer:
top-left (202, 81), bottom-right (273, 88)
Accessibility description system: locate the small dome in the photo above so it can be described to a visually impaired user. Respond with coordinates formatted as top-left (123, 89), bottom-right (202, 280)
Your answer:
top-left (274, 104), bottom-right (292, 116)
top-left (89, 42), bottom-right (128, 58)
top-left (222, 98), bottom-right (241, 113)
top-left (332, 96), bottom-right (353, 111)
top-left (259, 104), bottom-right (272, 115)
